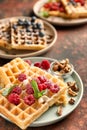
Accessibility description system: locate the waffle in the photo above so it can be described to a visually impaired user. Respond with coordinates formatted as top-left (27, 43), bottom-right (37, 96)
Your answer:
top-left (61, 0), bottom-right (87, 18)
top-left (10, 18), bottom-right (47, 50)
top-left (0, 58), bottom-right (67, 129)
top-left (40, 0), bottom-right (79, 19)
top-left (0, 20), bottom-right (11, 49)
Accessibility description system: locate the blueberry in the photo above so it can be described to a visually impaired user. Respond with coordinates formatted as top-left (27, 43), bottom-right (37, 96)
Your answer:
top-left (12, 24), bottom-right (17, 30)
top-left (17, 19), bottom-right (24, 26)
top-left (31, 16), bottom-right (36, 22)
top-left (26, 41), bottom-right (32, 44)
top-left (36, 23), bottom-right (42, 29)
top-left (26, 28), bottom-right (31, 32)
top-left (24, 20), bottom-right (31, 26)
top-left (39, 31), bottom-right (45, 37)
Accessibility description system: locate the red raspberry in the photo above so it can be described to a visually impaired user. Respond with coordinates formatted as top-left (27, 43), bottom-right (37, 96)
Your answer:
top-left (26, 84), bottom-right (34, 94)
top-left (8, 93), bottom-right (20, 105)
top-left (25, 60), bottom-right (32, 65)
top-left (12, 86), bottom-right (22, 95)
top-left (44, 81), bottom-right (53, 89)
top-left (34, 62), bottom-right (41, 68)
top-left (38, 83), bottom-right (47, 91)
top-left (37, 76), bottom-right (47, 83)
top-left (18, 73), bottom-right (27, 82)
top-left (75, 0), bottom-right (85, 6)
top-left (24, 94), bottom-right (35, 105)
top-left (41, 60), bottom-right (50, 70)
top-left (50, 84), bottom-right (60, 93)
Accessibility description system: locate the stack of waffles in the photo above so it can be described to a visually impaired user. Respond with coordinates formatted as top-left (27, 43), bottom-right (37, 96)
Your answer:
top-left (40, 0), bottom-right (87, 19)
top-left (0, 58), bottom-right (67, 129)
top-left (0, 17), bottom-right (48, 50)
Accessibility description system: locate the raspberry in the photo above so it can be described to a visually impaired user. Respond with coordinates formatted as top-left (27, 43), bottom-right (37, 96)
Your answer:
top-left (37, 76), bottom-right (47, 83)
top-left (8, 93), bottom-right (20, 105)
top-left (26, 84), bottom-right (34, 94)
top-left (34, 62), bottom-right (41, 68)
top-left (25, 60), bottom-right (32, 65)
top-left (38, 83), bottom-right (47, 91)
top-left (12, 86), bottom-right (22, 95)
top-left (50, 84), bottom-right (60, 93)
top-left (44, 81), bottom-right (53, 89)
top-left (18, 73), bottom-right (27, 82)
top-left (41, 60), bottom-right (50, 70)
top-left (24, 94), bottom-right (35, 105)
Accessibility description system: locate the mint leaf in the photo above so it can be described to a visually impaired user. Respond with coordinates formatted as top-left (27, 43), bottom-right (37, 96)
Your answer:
top-left (31, 80), bottom-right (45, 99)
top-left (31, 80), bottom-right (39, 98)
top-left (39, 11), bottom-right (49, 17)
top-left (2, 84), bottom-right (17, 96)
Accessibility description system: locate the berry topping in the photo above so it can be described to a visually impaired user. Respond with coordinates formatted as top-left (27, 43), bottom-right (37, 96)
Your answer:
top-left (23, 20), bottom-right (31, 26)
top-left (18, 73), bottom-right (27, 82)
top-left (24, 94), bottom-right (35, 105)
top-left (50, 84), bottom-right (60, 93)
top-left (44, 81), bottom-right (53, 89)
top-left (26, 84), bottom-right (34, 94)
top-left (41, 60), bottom-right (50, 70)
top-left (31, 16), bottom-right (36, 22)
top-left (34, 62), bottom-right (41, 68)
top-left (39, 31), bottom-right (45, 37)
top-left (38, 83), bottom-right (47, 91)
top-left (8, 93), bottom-right (20, 105)
top-left (25, 59), bottom-right (32, 65)
top-left (37, 76), bottom-right (47, 83)
top-left (36, 23), bottom-right (42, 29)
top-left (12, 86), bottom-right (22, 95)
top-left (17, 19), bottom-right (24, 26)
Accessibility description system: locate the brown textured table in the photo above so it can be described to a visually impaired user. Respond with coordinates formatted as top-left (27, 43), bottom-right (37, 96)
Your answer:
top-left (0, 0), bottom-right (87, 130)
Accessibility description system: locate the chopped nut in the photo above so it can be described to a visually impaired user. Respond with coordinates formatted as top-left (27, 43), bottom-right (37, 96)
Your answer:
top-left (57, 106), bottom-right (63, 116)
top-left (68, 88), bottom-right (77, 97)
top-left (53, 64), bottom-right (58, 71)
top-left (52, 58), bottom-right (72, 75)
top-left (67, 81), bottom-right (79, 92)
top-left (69, 98), bottom-right (75, 105)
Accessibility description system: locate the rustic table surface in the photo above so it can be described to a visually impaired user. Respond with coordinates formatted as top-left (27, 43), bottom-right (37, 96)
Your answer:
top-left (0, 0), bottom-right (87, 130)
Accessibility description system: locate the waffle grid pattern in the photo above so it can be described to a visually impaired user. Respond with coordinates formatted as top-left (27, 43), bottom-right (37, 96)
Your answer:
top-left (0, 58), bottom-right (67, 129)
top-left (11, 19), bottom-right (47, 50)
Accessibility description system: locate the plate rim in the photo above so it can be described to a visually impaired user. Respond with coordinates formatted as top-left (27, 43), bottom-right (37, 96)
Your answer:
top-left (33, 0), bottom-right (87, 26)
top-left (0, 57), bottom-right (84, 127)
top-left (0, 16), bottom-right (57, 59)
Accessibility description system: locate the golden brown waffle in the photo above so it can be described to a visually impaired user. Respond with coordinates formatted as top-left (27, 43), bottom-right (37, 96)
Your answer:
top-left (0, 20), bottom-right (11, 49)
top-left (40, 0), bottom-right (79, 19)
top-left (0, 58), bottom-right (67, 129)
top-left (0, 58), bottom-right (30, 87)
top-left (10, 18), bottom-right (47, 50)
top-left (61, 0), bottom-right (87, 18)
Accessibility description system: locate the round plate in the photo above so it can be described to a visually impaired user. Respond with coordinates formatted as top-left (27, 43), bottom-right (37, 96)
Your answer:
top-left (0, 17), bottom-right (57, 59)
top-left (33, 0), bottom-right (87, 26)
top-left (0, 57), bottom-right (83, 127)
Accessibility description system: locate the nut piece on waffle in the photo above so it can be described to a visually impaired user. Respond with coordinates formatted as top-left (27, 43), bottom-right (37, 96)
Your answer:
top-left (10, 17), bottom-right (47, 50)
top-left (0, 58), bottom-right (67, 129)
top-left (0, 20), bottom-right (11, 49)
top-left (61, 0), bottom-right (87, 18)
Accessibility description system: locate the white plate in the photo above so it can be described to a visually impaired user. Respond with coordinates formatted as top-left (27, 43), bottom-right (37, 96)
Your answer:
top-left (0, 57), bottom-right (83, 127)
top-left (0, 16), bottom-right (57, 59)
top-left (33, 0), bottom-right (87, 26)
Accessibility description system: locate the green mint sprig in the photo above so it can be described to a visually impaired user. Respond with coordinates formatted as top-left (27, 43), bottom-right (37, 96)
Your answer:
top-left (2, 84), bottom-right (17, 96)
top-left (31, 80), bottom-right (45, 99)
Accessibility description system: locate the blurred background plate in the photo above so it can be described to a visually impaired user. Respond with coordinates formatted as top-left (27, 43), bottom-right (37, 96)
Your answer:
top-left (33, 0), bottom-right (87, 26)
top-left (0, 17), bottom-right (57, 59)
